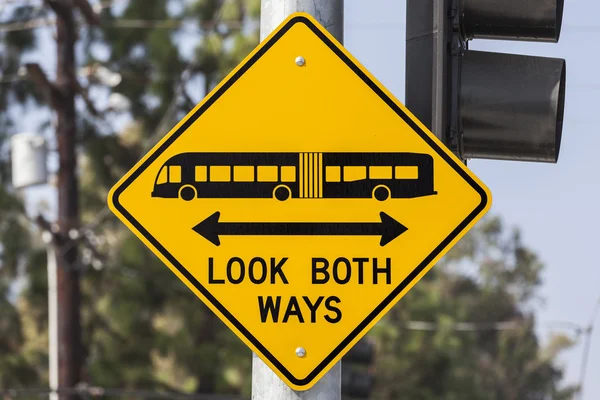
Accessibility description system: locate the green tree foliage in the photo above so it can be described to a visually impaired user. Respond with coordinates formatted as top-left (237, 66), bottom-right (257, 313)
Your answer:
top-left (1, 0), bottom-right (260, 394)
top-left (0, 1), bottom-right (576, 399)
top-left (0, 2), bottom-right (49, 389)
top-left (77, 0), bottom-right (260, 394)
top-left (368, 217), bottom-right (577, 400)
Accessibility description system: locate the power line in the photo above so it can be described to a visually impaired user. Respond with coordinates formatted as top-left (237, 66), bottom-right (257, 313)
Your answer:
top-left (0, 0), bottom-right (118, 9)
top-left (2, 11), bottom-right (600, 34)
top-left (401, 319), bottom-right (588, 333)
top-left (0, 0), bottom-right (42, 4)
top-left (0, 16), bottom-right (249, 32)
top-left (0, 386), bottom-right (244, 399)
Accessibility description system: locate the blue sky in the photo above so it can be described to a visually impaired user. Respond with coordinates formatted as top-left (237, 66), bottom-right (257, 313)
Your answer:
top-left (343, 0), bottom-right (599, 398)
top-left (11, 0), bottom-right (599, 397)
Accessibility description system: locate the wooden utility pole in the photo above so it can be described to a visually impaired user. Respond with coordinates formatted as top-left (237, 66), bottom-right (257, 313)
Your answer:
top-left (49, 1), bottom-right (82, 397)
top-left (28, 1), bottom-right (100, 398)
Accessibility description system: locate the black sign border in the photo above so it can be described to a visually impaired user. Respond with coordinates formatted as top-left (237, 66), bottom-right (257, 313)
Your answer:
top-left (111, 15), bottom-right (489, 388)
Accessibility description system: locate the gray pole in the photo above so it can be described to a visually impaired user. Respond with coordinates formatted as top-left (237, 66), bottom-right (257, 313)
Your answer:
top-left (47, 245), bottom-right (59, 400)
top-left (253, 1), bottom-right (343, 399)
top-left (251, 354), bottom-right (341, 400)
top-left (260, 0), bottom-right (343, 42)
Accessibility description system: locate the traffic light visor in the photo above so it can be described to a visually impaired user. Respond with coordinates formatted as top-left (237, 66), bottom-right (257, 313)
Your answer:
top-left (461, 0), bottom-right (564, 42)
top-left (460, 50), bottom-right (566, 163)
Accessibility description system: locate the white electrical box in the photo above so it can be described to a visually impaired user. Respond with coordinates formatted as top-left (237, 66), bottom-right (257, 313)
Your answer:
top-left (11, 132), bottom-right (48, 189)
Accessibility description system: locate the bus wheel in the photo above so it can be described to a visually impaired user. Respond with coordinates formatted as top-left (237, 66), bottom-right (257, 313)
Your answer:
top-left (373, 185), bottom-right (390, 201)
top-left (179, 185), bottom-right (197, 201)
top-left (273, 185), bottom-right (291, 201)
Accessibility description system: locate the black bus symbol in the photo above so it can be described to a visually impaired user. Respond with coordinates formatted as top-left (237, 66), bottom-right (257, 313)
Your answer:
top-left (151, 152), bottom-right (437, 201)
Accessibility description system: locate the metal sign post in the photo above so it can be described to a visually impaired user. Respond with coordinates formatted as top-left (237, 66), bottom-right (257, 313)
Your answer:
top-left (254, 2), bottom-right (343, 398)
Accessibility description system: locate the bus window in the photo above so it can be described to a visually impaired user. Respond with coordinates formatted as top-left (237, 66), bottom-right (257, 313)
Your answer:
top-left (157, 166), bottom-right (167, 184)
top-left (195, 166), bottom-right (207, 182)
top-left (343, 166), bottom-right (366, 182)
top-left (370, 166), bottom-right (392, 179)
top-left (281, 166), bottom-right (296, 182)
top-left (395, 166), bottom-right (419, 179)
top-left (326, 166), bottom-right (341, 182)
top-left (169, 165), bottom-right (181, 183)
top-left (257, 166), bottom-right (278, 182)
top-left (234, 166), bottom-right (254, 182)
top-left (210, 166), bottom-right (231, 182)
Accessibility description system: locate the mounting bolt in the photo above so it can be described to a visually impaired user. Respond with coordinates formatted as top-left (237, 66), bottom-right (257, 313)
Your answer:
top-left (295, 56), bottom-right (306, 67)
top-left (295, 347), bottom-right (306, 358)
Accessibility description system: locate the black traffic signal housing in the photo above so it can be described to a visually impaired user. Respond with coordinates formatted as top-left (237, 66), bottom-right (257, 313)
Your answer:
top-left (341, 337), bottom-right (376, 399)
top-left (406, 0), bottom-right (566, 163)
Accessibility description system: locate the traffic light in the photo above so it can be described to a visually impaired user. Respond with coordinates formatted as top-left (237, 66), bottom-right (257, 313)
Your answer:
top-left (341, 337), bottom-right (376, 398)
top-left (406, 0), bottom-right (566, 163)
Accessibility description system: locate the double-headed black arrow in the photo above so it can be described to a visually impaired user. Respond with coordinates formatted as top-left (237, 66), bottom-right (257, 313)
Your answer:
top-left (192, 211), bottom-right (407, 247)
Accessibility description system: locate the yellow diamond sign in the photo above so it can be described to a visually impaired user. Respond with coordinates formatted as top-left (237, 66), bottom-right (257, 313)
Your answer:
top-left (108, 13), bottom-right (491, 391)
